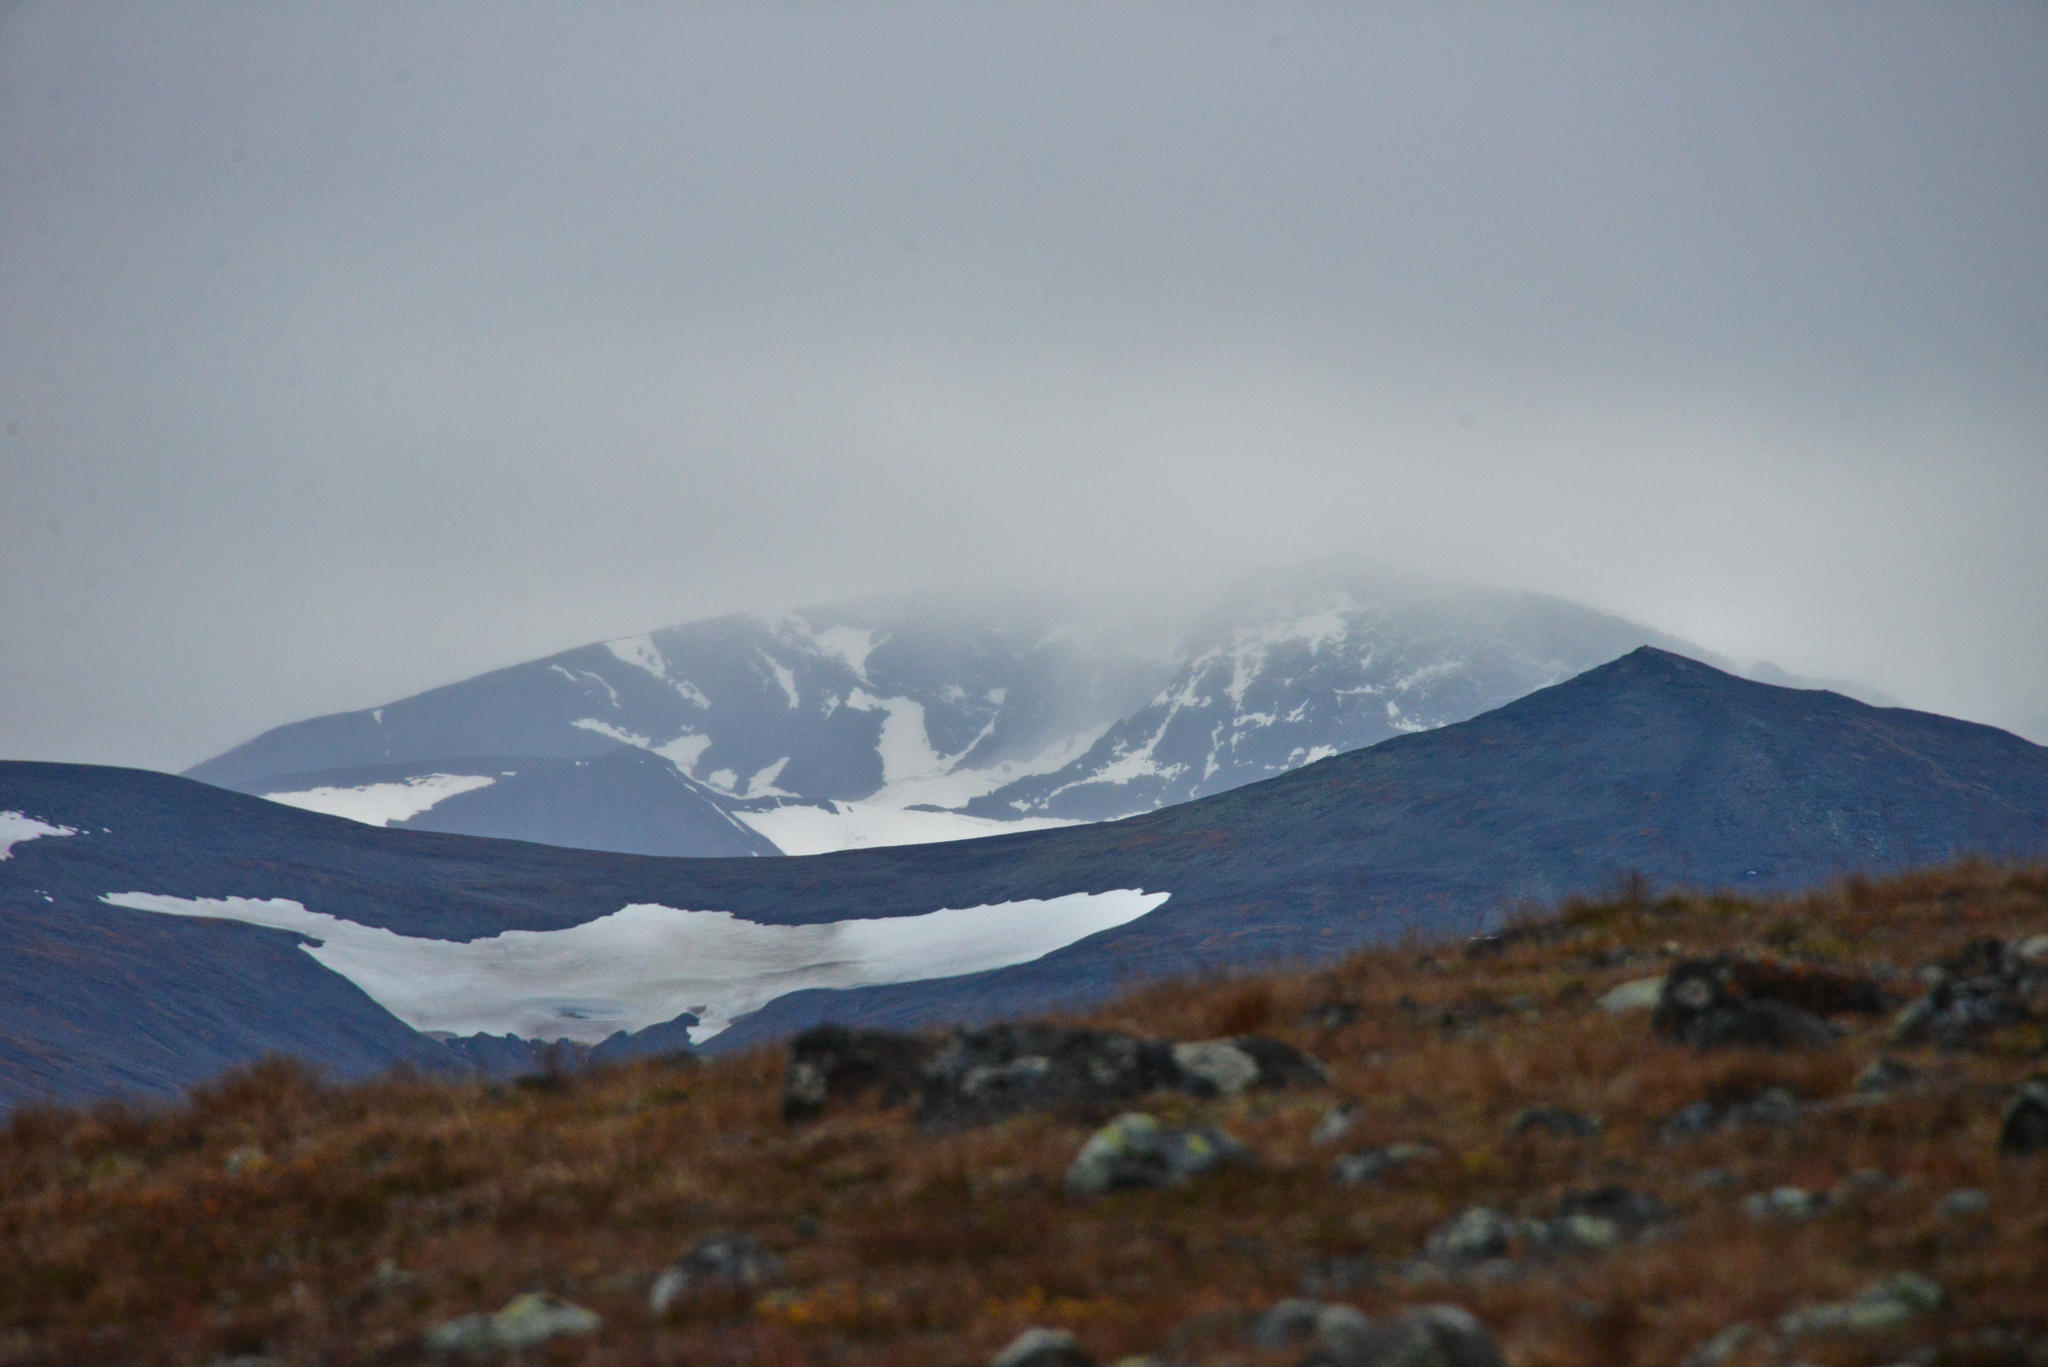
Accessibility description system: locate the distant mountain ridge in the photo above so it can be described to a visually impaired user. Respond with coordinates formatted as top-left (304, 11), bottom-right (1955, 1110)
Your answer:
top-left (186, 564), bottom-right (1757, 855)
top-left (7, 647), bottom-right (2046, 1110)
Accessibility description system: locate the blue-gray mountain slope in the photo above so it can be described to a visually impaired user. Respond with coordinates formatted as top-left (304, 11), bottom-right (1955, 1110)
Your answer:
top-left (5, 649), bottom-right (2043, 1111)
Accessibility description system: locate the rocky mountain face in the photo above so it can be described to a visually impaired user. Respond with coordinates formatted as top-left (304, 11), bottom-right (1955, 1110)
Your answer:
top-left (6, 648), bottom-right (2046, 1110)
top-left (185, 565), bottom-right (1718, 854)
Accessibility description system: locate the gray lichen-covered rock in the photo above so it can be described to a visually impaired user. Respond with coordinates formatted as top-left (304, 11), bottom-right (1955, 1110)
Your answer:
top-left (1777, 1272), bottom-right (1945, 1336)
top-left (649, 1231), bottom-right (782, 1316)
top-left (425, 1293), bottom-right (602, 1354)
top-left (1597, 975), bottom-right (1666, 1013)
top-left (1173, 1036), bottom-right (1330, 1096)
top-left (1299, 1304), bottom-right (1505, 1367)
top-left (1065, 1112), bottom-right (1250, 1197)
top-left (990, 1327), bottom-right (1096, 1367)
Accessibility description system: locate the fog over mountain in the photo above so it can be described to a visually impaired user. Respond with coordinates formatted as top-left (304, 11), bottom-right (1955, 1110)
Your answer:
top-left (2, 4), bottom-right (2043, 769)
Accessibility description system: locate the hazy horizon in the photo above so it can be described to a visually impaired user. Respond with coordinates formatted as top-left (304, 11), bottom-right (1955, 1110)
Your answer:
top-left (5, 4), bottom-right (2044, 770)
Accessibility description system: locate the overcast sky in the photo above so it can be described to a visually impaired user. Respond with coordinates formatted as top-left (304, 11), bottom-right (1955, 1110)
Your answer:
top-left (3, 3), bottom-right (2045, 771)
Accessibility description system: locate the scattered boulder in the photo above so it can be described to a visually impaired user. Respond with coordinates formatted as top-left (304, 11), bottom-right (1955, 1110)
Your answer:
top-left (1332, 1143), bottom-right (1440, 1187)
top-left (1505, 1106), bottom-right (1603, 1139)
top-left (1249, 1299), bottom-right (1371, 1350)
top-left (991, 1327), bottom-right (1095, 1367)
top-left (1740, 1186), bottom-right (1829, 1222)
top-left (1065, 1112), bottom-right (1251, 1197)
top-left (1851, 1057), bottom-right (1918, 1097)
top-left (1299, 1304), bottom-right (1505, 1367)
top-left (1777, 1272), bottom-right (1945, 1336)
top-left (782, 1025), bottom-right (935, 1124)
top-left (1659, 1086), bottom-right (1802, 1141)
top-left (1421, 1208), bottom-right (1520, 1265)
top-left (1933, 1188), bottom-right (1990, 1220)
top-left (1997, 1075), bottom-right (2048, 1156)
top-left (1680, 1324), bottom-right (1753, 1367)
top-left (1311, 1102), bottom-right (1362, 1147)
top-left (649, 1231), bottom-right (782, 1316)
top-left (1554, 1185), bottom-right (1674, 1239)
top-left (1888, 939), bottom-right (2042, 1048)
top-left (425, 1294), bottom-right (601, 1354)
top-left (1597, 976), bottom-right (1666, 1014)
top-left (1652, 956), bottom-right (1871, 1049)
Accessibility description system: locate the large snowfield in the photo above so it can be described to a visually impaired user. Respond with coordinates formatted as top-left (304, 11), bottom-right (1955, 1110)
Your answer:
top-left (99, 889), bottom-right (1170, 1044)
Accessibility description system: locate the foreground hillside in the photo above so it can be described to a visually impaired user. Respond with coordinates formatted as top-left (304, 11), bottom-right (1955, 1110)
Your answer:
top-left (3, 861), bottom-right (2045, 1367)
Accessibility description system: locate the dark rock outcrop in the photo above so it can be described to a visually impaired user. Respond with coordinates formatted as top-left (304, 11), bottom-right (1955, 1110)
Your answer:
top-left (784, 1023), bottom-right (1328, 1130)
top-left (1652, 956), bottom-right (1886, 1049)
top-left (1998, 1075), bottom-right (2048, 1156)
top-left (1889, 939), bottom-right (2042, 1049)
top-left (782, 1025), bottom-right (937, 1124)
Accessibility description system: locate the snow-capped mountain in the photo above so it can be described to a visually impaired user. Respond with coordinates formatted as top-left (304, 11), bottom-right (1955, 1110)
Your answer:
top-left (186, 563), bottom-right (1742, 854)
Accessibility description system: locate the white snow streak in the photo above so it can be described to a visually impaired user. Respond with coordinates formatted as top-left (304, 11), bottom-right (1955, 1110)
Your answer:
top-left (100, 889), bottom-right (1168, 1044)
top-left (0, 812), bottom-right (78, 860)
top-left (737, 802), bottom-right (1076, 856)
top-left (263, 774), bottom-right (497, 826)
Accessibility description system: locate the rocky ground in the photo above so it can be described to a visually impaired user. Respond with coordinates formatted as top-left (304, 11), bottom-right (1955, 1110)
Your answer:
top-left (3, 860), bottom-right (2046, 1367)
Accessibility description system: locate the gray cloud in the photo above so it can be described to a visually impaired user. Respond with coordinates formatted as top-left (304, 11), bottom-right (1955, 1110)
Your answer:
top-left (3, 2), bottom-right (2045, 769)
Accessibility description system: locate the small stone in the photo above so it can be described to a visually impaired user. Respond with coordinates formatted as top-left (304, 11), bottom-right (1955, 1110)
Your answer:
top-left (1331, 1143), bottom-right (1439, 1186)
top-left (223, 1146), bottom-right (267, 1176)
top-left (1311, 1103), bottom-right (1362, 1147)
top-left (991, 1327), bottom-right (1094, 1367)
top-left (1556, 1214), bottom-right (1621, 1250)
top-left (1933, 1188), bottom-right (1990, 1220)
top-left (1598, 976), bottom-right (1666, 1013)
top-left (1423, 1208), bottom-right (1516, 1264)
top-left (1681, 1324), bottom-right (1753, 1367)
top-left (1249, 1299), bottom-right (1371, 1349)
top-left (649, 1231), bottom-right (782, 1316)
top-left (1998, 1076), bottom-right (2048, 1156)
top-left (1777, 1273), bottom-right (1944, 1337)
top-left (2014, 934), bottom-right (2048, 964)
top-left (1505, 1106), bottom-right (1603, 1139)
top-left (1065, 1113), bottom-right (1249, 1198)
top-left (1852, 1058), bottom-right (1918, 1096)
top-left (1300, 1304), bottom-right (1504, 1367)
top-left (426, 1293), bottom-right (601, 1354)
top-left (1741, 1187), bottom-right (1828, 1222)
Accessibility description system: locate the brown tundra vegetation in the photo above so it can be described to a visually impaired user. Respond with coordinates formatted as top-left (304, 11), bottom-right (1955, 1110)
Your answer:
top-left (2, 861), bottom-right (2046, 1367)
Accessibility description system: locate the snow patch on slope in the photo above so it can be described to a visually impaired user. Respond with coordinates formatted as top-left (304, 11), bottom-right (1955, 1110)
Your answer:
top-left (573, 718), bottom-right (653, 747)
top-left (737, 802), bottom-right (1075, 855)
top-left (0, 812), bottom-right (78, 860)
top-left (101, 889), bottom-right (1168, 1044)
top-left (263, 774), bottom-right (497, 827)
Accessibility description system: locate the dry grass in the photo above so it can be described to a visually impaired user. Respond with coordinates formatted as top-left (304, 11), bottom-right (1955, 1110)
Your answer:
top-left (2, 861), bottom-right (2046, 1366)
